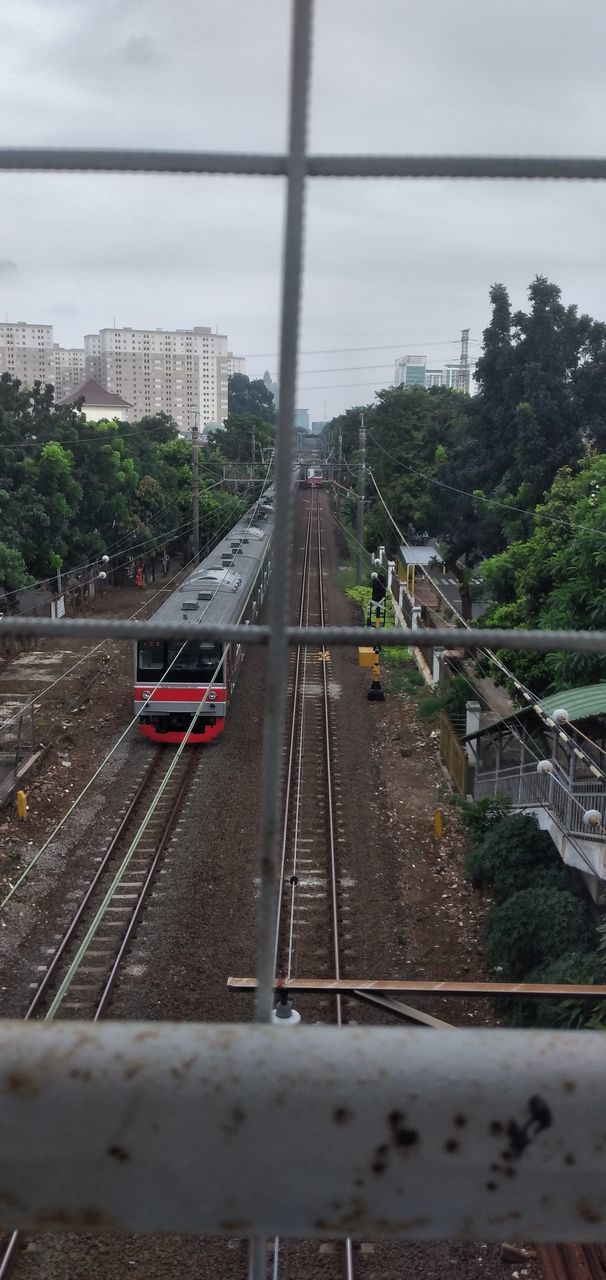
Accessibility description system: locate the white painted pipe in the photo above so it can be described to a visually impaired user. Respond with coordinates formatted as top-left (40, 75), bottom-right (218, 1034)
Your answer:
top-left (0, 1022), bottom-right (603, 1239)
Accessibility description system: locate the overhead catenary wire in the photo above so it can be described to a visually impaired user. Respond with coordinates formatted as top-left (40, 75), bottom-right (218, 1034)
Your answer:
top-left (367, 431), bottom-right (606, 542)
top-left (9, 473), bottom-right (253, 596)
top-left (0, 477), bottom-right (272, 914)
top-left (0, 491), bottom-right (250, 735)
top-left (44, 650), bottom-right (226, 1018)
top-left (366, 460), bottom-right (604, 778)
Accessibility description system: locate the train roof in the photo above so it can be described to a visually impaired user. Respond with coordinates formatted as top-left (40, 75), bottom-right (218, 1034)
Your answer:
top-left (143, 489), bottom-right (275, 635)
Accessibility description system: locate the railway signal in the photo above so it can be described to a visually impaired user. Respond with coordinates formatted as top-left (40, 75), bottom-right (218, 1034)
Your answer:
top-left (367, 571), bottom-right (385, 702)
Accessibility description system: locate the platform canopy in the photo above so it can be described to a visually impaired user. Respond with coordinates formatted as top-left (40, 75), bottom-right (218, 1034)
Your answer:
top-left (398, 544), bottom-right (442, 566)
top-left (540, 683), bottom-right (606, 724)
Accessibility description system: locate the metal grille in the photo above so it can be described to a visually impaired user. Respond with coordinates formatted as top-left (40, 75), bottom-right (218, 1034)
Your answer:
top-left (3, 0), bottom-right (606, 1247)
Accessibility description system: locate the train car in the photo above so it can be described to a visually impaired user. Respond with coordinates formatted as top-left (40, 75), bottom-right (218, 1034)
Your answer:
top-left (133, 493), bottom-right (275, 745)
top-left (305, 466), bottom-right (324, 489)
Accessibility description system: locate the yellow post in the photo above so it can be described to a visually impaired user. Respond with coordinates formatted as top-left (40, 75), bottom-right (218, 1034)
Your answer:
top-left (16, 790), bottom-right (28, 820)
top-left (433, 808), bottom-right (444, 840)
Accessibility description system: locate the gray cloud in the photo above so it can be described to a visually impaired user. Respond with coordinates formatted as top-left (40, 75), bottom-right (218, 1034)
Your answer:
top-left (121, 35), bottom-right (164, 67)
top-left (0, 259), bottom-right (18, 274)
top-left (1, 0), bottom-right (606, 418)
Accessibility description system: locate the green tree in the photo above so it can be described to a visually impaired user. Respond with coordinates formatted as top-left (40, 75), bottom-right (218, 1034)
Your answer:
top-left (208, 413), bottom-right (274, 468)
top-left (228, 373), bottom-right (275, 424)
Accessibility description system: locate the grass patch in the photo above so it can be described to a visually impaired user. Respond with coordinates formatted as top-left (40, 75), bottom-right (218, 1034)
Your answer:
top-left (338, 564), bottom-right (358, 594)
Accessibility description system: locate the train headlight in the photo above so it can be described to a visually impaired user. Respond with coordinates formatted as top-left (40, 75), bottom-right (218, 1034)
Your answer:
top-left (142, 690), bottom-right (152, 700)
top-left (207, 691), bottom-right (217, 701)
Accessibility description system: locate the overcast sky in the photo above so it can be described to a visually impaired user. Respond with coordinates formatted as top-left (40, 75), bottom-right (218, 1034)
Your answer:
top-left (1, 0), bottom-right (606, 421)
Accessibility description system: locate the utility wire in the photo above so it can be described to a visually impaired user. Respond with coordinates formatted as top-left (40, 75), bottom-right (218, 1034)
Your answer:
top-left (9, 474), bottom-right (249, 597)
top-left (247, 338), bottom-right (478, 358)
top-left (0, 486), bottom-right (269, 908)
top-left (367, 431), bottom-right (606, 542)
top-left (366, 465), bottom-right (606, 783)
top-left (0, 493), bottom-right (249, 734)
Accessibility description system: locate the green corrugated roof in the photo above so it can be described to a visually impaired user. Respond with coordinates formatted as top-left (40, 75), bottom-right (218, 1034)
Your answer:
top-left (540, 683), bottom-right (606, 723)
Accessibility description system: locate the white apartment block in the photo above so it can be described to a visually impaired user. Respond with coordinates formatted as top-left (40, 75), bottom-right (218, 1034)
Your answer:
top-left (0, 322), bottom-right (54, 386)
top-left (52, 344), bottom-right (85, 399)
top-left (83, 326), bottom-right (245, 431)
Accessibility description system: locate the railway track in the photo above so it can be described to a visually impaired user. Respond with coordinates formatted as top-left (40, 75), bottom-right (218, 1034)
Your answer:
top-left (272, 488), bottom-right (354, 1280)
top-left (0, 745), bottom-right (198, 1278)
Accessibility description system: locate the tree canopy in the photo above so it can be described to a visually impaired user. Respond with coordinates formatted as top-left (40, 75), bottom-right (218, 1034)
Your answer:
top-left (0, 374), bottom-right (250, 594)
top-left (227, 373), bottom-right (275, 424)
top-left (323, 274), bottom-right (606, 662)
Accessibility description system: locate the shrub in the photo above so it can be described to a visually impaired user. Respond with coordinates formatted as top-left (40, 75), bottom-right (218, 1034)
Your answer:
top-left (502, 952), bottom-right (605, 1028)
top-left (458, 795), bottom-right (510, 841)
top-left (484, 885), bottom-right (595, 980)
top-left (466, 814), bottom-right (557, 901)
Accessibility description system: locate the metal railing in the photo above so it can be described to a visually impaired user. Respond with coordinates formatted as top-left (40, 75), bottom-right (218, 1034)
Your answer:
top-left (3, 0), bottom-right (606, 1249)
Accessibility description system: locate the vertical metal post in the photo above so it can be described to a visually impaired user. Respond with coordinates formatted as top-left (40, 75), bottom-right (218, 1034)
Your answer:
top-left (356, 410), bottom-right (366, 583)
top-left (252, 421), bottom-right (256, 479)
top-left (192, 413), bottom-right (200, 566)
top-left (336, 424), bottom-right (343, 519)
top-left (254, 0), bottom-right (314, 1024)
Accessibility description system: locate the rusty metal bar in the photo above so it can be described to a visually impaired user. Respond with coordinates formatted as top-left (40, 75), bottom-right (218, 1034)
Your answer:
top-left (0, 1022), bottom-right (604, 1240)
top-left (6, 617), bottom-right (606, 655)
top-left (227, 977), bottom-right (606, 999)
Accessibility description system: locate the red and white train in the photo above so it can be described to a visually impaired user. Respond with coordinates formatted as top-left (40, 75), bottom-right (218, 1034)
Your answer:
top-left (133, 491), bottom-right (274, 744)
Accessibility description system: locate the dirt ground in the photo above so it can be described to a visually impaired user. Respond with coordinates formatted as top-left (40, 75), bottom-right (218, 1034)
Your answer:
top-left (0, 505), bottom-right (540, 1280)
top-left (0, 574), bottom-right (183, 899)
top-left (374, 659), bottom-right (497, 1027)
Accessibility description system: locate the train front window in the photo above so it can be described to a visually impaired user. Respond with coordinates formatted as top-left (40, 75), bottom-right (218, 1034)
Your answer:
top-left (166, 641), bottom-right (223, 682)
top-left (138, 642), bottom-right (164, 675)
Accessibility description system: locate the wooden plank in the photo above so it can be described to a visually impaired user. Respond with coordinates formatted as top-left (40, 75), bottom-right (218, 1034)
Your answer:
top-left (227, 977), bottom-right (606, 999)
top-left (353, 990), bottom-right (453, 1028)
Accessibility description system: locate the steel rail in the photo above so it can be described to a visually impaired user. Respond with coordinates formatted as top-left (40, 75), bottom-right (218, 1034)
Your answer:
top-left (21, 755), bottom-right (161, 1020)
top-left (94, 757), bottom-right (197, 1018)
top-left (7, 617), bottom-right (606, 654)
top-left (273, 498), bottom-right (313, 975)
top-left (3, 147), bottom-right (606, 182)
top-left (286, 508), bottom-right (312, 982)
top-left (316, 498), bottom-right (343, 1027)
top-left (271, 497), bottom-right (314, 1280)
top-left (272, 490), bottom-right (354, 1280)
top-left (0, 749), bottom-right (196, 1278)
top-left (315, 496), bottom-right (354, 1280)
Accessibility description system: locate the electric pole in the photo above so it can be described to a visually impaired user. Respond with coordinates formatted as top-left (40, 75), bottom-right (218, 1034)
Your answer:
top-left (251, 422), bottom-right (256, 480)
top-left (192, 412), bottom-right (200, 566)
top-left (356, 410), bottom-right (366, 583)
top-left (336, 424), bottom-right (343, 520)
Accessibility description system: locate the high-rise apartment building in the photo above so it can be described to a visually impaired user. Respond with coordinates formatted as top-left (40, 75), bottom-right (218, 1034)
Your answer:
top-left (394, 355), bottom-right (427, 388)
top-left (83, 326), bottom-right (245, 431)
top-left (52, 344), bottom-right (85, 399)
top-left (0, 322), bottom-right (54, 386)
top-left (263, 369), bottom-right (279, 410)
top-left (217, 351), bottom-right (246, 423)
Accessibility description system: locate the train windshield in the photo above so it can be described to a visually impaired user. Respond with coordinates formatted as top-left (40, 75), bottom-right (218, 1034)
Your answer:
top-left (138, 641), bottom-right (164, 671)
top-left (166, 641), bottom-right (223, 682)
top-left (136, 640), bottom-right (223, 682)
